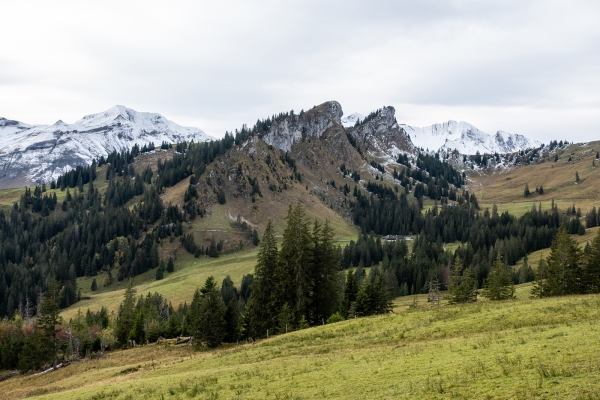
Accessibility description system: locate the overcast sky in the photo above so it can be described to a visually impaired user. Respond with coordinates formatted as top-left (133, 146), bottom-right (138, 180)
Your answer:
top-left (1, 0), bottom-right (599, 142)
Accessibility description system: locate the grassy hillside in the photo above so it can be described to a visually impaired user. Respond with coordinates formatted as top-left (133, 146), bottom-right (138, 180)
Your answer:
top-left (4, 289), bottom-right (600, 399)
top-left (471, 141), bottom-right (600, 217)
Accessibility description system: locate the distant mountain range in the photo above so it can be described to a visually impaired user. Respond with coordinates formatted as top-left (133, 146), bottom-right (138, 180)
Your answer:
top-left (0, 106), bottom-right (213, 188)
top-left (342, 111), bottom-right (540, 155)
top-left (0, 102), bottom-right (542, 188)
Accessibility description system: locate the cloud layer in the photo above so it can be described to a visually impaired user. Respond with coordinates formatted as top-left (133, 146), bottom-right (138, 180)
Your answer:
top-left (1, 0), bottom-right (599, 142)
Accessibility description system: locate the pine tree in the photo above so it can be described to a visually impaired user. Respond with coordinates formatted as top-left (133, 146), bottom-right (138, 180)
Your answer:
top-left (194, 276), bottom-right (226, 348)
top-left (166, 257), bottom-right (175, 273)
top-left (276, 303), bottom-right (294, 334)
top-left (276, 204), bottom-right (311, 324)
top-left (518, 255), bottom-right (535, 284)
top-left (341, 269), bottom-right (358, 318)
top-left (38, 276), bottom-right (62, 369)
top-left (115, 280), bottom-right (136, 345)
top-left (583, 228), bottom-right (600, 293)
top-left (155, 265), bottom-right (164, 280)
top-left (448, 257), bottom-right (477, 304)
top-left (524, 183), bottom-right (530, 197)
top-left (309, 220), bottom-right (342, 324)
top-left (541, 226), bottom-right (581, 296)
top-left (246, 220), bottom-right (279, 338)
top-left (91, 278), bottom-right (98, 291)
top-left (576, 171), bottom-right (580, 183)
top-left (481, 256), bottom-right (515, 300)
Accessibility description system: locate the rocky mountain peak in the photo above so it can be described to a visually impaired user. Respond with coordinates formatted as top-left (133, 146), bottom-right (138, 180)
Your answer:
top-left (263, 100), bottom-right (344, 152)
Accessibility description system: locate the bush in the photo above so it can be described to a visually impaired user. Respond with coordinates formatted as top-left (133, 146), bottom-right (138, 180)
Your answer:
top-left (326, 312), bottom-right (345, 324)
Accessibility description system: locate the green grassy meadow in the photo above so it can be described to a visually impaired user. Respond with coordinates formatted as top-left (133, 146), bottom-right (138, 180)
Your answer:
top-left (4, 289), bottom-right (600, 399)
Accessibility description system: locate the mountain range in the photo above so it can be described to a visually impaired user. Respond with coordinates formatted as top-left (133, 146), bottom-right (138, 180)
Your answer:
top-left (0, 106), bottom-right (213, 189)
top-left (0, 102), bottom-right (541, 188)
top-left (341, 110), bottom-right (540, 155)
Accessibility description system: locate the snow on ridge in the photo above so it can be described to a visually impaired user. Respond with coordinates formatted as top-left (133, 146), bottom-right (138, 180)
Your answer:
top-left (0, 106), bottom-right (214, 187)
top-left (400, 120), bottom-right (540, 155)
top-left (341, 112), bottom-right (364, 128)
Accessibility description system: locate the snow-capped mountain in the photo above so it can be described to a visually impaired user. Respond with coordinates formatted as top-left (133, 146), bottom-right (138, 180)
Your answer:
top-left (400, 120), bottom-right (540, 155)
top-left (341, 112), bottom-right (364, 128)
top-left (0, 106), bottom-right (213, 188)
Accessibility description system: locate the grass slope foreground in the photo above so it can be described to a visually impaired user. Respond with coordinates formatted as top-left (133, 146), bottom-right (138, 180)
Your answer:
top-left (2, 292), bottom-right (600, 399)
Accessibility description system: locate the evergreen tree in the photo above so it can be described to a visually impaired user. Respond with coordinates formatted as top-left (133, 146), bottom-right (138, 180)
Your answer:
top-left (576, 171), bottom-right (580, 183)
top-left (246, 220), bottom-right (279, 338)
top-left (276, 303), bottom-right (294, 334)
top-left (115, 281), bottom-right (137, 345)
top-left (536, 226), bottom-right (581, 296)
top-left (276, 205), bottom-right (311, 324)
top-left (155, 265), bottom-right (164, 280)
top-left (91, 278), bottom-right (98, 291)
top-left (309, 220), bottom-right (342, 325)
top-left (38, 276), bottom-right (62, 369)
top-left (167, 257), bottom-right (175, 273)
top-left (524, 183), bottom-right (530, 197)
top-left (448, 257), bottom-right (477, 304)
top-left (194, 276), bottom-right (226, 348)
top-left (518, 256), bottom-right (535, 284)
top-left (583, 228), bottom-right (600, 293)
top-left (341, 269), bottom-right (358, 318)
top-left (481, 256), bottom-right (515, 300)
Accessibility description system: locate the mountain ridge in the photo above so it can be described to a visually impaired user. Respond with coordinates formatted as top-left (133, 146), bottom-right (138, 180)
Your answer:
top-left (0, 106), bottom-right (213, 189)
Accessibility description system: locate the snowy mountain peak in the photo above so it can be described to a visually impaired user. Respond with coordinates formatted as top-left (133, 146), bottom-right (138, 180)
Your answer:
top-left (0, 106), bottom-right (213, 188)
top-left (400, 120), bottom-right (540, 155)
top-left (341, 112), bottom-right (364, 128)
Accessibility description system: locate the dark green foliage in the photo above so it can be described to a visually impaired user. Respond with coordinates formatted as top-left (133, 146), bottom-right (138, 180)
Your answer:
top-left (115, 281), bottom-right (137, 345)
top-left (217, 188), bottom-right (226, 204)
top-left (532, 226), bottom-right (581, 297)
top-left (38, 276), bottom-right (62, 368)
top-left (167, 257), bottom-right (175, 273)
top-left (353, 270), bottom-right (392, 316)
top-left (17, 329), bottom-right (52, 373)
top-left (191, 276), bottom-right (226, 348)
top-left (518, 256), bottom-right (535, 284)
top-left (481, 257), bottom-right (515, 300)
top-left (246, 221), bottom-right (279, 338)
top-left (155, 264), bottom-right (164, 280)
top-left (448, 257), bottom-right (477, 304)
top-left (91, 278), bottom-right (98, 291)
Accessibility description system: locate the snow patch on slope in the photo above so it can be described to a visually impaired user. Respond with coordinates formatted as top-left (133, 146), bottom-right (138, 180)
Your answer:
top-left (400, 120), bottom-right (540, 155)
top-left (341, 112), bottom-right (364, 128)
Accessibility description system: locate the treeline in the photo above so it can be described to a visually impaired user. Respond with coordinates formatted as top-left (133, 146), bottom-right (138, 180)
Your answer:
top-left (343, 201), bottom-right (578, 295)
top-left (0, 146), bottom-right (189, 318)
top-left (532, 226), bottom-right (600, 297)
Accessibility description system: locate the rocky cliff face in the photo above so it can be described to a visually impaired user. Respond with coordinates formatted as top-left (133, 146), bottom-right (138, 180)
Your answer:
top-left (346, 106), bottom-right (415, 163)
top-left (263, 101), bottom-right (343, 152)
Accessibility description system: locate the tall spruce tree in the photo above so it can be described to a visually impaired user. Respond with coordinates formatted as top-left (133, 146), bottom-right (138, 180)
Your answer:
top-left (194, 276), bottom-right (226, 348)
top-left (540, 226), bottom-right (581, 296)
top-left (481, 256), bottom-right (515, 300)
top-left (115, 280), bottom-right (137, 345)
top-left (309, 220), bottom-right (342, 325)
top-left (276, 205), bottom-right (311, 324)
top-left (246, 220), bottom-right (279, 338)
top-left (583, 228), bottom-right (600, 293)
top-left (448, 256), bottom-right (477, 303)
top-left (38, 276), bottom-right (62, 369)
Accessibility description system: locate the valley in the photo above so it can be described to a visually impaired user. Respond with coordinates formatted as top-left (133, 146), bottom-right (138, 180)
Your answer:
top-left (1, 100), bottom-right (600, 399)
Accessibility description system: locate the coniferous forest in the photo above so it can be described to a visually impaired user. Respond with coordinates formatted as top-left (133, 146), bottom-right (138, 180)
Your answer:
top-left (2, 123), bottom-right (600, 374)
